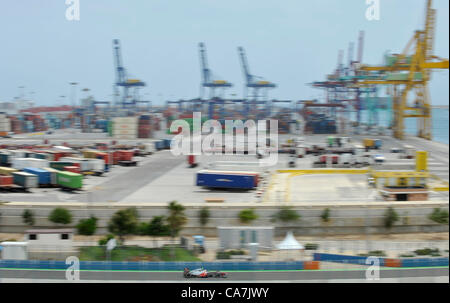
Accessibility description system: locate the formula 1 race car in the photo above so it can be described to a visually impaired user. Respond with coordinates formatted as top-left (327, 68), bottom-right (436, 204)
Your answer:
top-left (183, 267), bottom-right (227, 279)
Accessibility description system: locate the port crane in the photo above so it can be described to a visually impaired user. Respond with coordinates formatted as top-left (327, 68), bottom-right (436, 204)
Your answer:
top-left (113, 39), bottom-right (147, 110)
top-left (199, 42), bottom-right (233, 100)
top-left (238, 46), bottom-right (276, 106)
top-left (356, 0), bottom-right (449, 140)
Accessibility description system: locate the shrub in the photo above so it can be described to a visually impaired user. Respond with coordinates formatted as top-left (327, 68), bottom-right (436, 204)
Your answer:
top-left (414, 248), bottom-right (440, 256)
top-left (304, 243), bottom-right (319, 250)
top-left (383, 207), bottom-right (399, 230)
top-left (22, 209), bottom-right (35, 226)
top-left (76, 216), bottom-right (98, 236)
top-left (199, 207), bottom-right (210, 227)
top-left (238, 209), bottom-right (259, 224)
top-left (108, 207), bottom-right (139, 242)
top-left (49, 208), bottom-right (72, 225)
top-left (98, 234), bottom-right (115, 246)
top-left (272, 207), bottom-right (300, 223)
top-left (146, 216), bottom-right (171, 236)
top-left (358, 250), bottom-right (386, 257)
top-left (428, 208), bottom-right (449, 224)
top-left (166, 201), bottom-right (187, 238)
top-left (320, 208), bottom-right (330, 223)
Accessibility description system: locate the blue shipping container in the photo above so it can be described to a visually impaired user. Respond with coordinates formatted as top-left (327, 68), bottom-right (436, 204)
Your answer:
top-left (163, 139), bottom-right (172, 149)
top-left (374, 139), bottom-right (382, 149)
top-left (154, 140), bottom-right (164, 150)
top-left (23, 167), bottom-right (51, 185)
top-left (196, 172), bottom-right (255, 190)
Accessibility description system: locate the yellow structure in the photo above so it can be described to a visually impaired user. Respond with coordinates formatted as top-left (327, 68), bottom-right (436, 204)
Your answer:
top-left (357, 0), bottom-right (449, 140)
top-left (415, 151), bottom-right (428, 172)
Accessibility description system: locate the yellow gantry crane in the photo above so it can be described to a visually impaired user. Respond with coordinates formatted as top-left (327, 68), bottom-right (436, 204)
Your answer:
top-left (355, 0), bottom-right (449, 140)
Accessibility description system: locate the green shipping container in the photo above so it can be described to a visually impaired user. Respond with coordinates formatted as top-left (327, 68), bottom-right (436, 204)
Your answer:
top-left (56, 171), bottom-right (83, 189)
top-left (50, 161), bottom-right (77, 171)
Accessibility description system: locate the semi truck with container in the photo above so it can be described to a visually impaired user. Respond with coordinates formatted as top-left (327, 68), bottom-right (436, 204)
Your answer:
top-left (11, 172), bottom-right (39, 191)
top-left (23, 167), bottom-right (52, 186)
top-left (56, 171), bottom-right (83, 191)
top-left (196, 170), bottom-right (259, 190)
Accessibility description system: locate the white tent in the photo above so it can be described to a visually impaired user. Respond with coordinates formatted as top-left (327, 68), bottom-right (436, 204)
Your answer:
top-left (276, 231), bottom-right (304, 250)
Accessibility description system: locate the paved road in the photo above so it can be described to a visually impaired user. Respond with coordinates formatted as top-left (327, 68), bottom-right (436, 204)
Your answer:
top-left (0, 268), bottom-right (447, 282)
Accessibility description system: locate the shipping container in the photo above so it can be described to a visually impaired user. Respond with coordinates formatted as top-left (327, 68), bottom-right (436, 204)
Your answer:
top-left (42, 167), bottom-right (59, 185)
top-left (12, 172), bottom-right (39, 189)
top-left (86, 158), bottom-right (105, 174)
top-left (0, 167), bottom-right (17, 175)
top-left (0, 153), bottom-right (10, 166)
top-left (49, 161), bottom-right (80, 171)
top-left (59, 157), bottom-right (90, 171)
top-left (23, 167), bottom-right (51, 185)
top-left (0, 175), bottom-right (13, 187)
top-left (56, 171), bottom-right (83, 190)
top-left (64, 166), bottom-right (81, 174)
top-left (196, 170), bottom-right (258, 190)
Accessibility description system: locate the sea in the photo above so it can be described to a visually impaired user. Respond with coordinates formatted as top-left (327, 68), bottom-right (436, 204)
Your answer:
top-left (354, 108), bottom-right (449, 145)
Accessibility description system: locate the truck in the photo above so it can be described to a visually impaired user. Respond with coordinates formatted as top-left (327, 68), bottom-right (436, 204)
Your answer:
top-left (11, 172), bottom-right (39, 190)
top-left (23, 167), bottom-right (51, 186)
top-left (56, 171), bottom-right (83, 190)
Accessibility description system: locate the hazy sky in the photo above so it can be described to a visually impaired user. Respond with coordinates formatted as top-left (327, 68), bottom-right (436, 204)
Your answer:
top-left (0, 0), bottom-right (448, 106)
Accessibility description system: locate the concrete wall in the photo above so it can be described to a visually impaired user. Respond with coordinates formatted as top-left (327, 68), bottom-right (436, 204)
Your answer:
top-left (0, 201), bottom-right (448, 237)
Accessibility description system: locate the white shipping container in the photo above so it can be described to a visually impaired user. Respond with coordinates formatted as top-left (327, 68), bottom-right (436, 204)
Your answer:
top-left (113, 129), bottom-right (137, 135)
top-left (114, 135), bottom-right (137, 139)
top-left (86, 158), bottom-right (105, 172)
top-left (113, 117), bottom-right (138, 124)
top-left (59, 157), bottom-right (90, 171)
top-left (10, 150), bottom-right (26, 158)
top-left (12, 158), bottom-right (49, 170)
top-left (25, 158), bottom-right (49, 169)
top-left (113, 124), bottom-right (138, 131)
top-left (143, 142), bottom-right (156, 154)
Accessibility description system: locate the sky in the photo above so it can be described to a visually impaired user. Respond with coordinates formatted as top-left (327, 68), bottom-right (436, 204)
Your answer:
top-left (0, 0), bottom-right (448, 106)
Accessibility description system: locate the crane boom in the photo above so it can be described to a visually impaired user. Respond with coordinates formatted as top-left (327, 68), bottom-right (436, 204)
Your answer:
top-left (113, 39), bottom-right (126, 85)
top-left (238, 47), bottom-right (253, 84)
top-left (199, 42), bottom-right (211, 84)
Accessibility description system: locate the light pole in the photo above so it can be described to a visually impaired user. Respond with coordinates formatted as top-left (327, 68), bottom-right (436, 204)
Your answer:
top-left (69, 82), bottom-right (78, 107)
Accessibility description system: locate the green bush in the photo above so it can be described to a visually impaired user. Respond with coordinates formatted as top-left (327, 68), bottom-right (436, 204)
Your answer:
top-left (146, 216), bottom-right (171, 236)
top-left (272, 207), bottom-right (300, 223)
top-left (399, 254), bottom-right (415, 258)
top-left (383, 207), bottom-right (399, 230)
top-left (359, 250), bottom-right (386, 257)
top-left (304, 243), bottom-right (319, 250)
top-left (22, 209), bottom-right (35, 226)
top-left (76, 216), bottom-right (98, 236)
top-left (108, 207), bottom-right (139, 242)
top-left (199, 207), bottom-right (210, 227)
top-left (428, 208), bottom-right (449, 224)
top-left (98, 234), bottom-right (115, 246)
top-left (49, 207), bottom-right (72, 225)
top-left (238, 209), bottom-right (259, 224)
top-left (320, 208), bottom-right (330, 223)
top-left (414, 248), bottom-right (440, 256)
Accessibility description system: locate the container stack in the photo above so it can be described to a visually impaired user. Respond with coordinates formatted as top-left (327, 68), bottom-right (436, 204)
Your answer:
top-left (138, 115), bottom-right (152, 138)
top-left (9, 116), bottom-right (23, 134)
top-left (112, 117), bottom-right (138, 139)
top-left (0, 113), bottom-right (11, 136)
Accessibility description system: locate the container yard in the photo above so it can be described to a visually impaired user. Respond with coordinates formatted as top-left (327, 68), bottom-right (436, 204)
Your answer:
top-left (0, 0), bottom-right (448, 286)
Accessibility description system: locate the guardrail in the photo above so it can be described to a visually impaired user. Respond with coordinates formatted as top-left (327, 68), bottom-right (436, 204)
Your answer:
top-left (0, 260), bottom-right (307, 271)
top-left (313, 253), bottom-right (449, 267)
